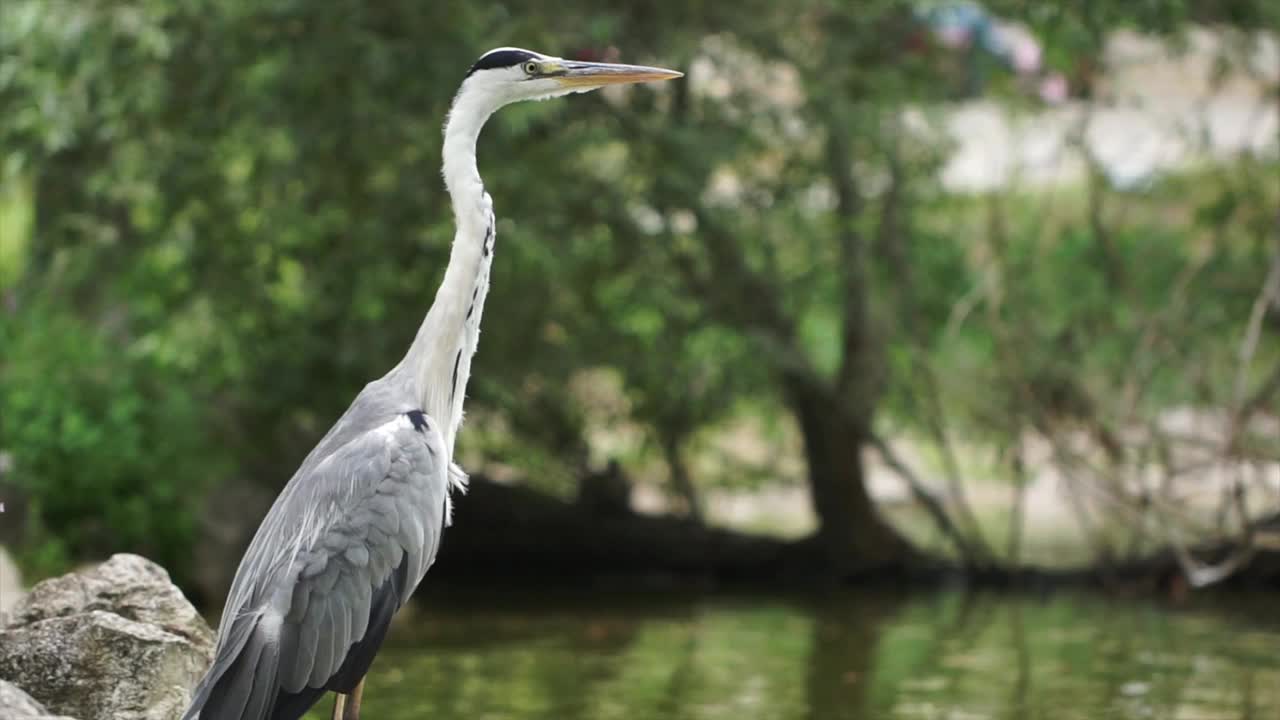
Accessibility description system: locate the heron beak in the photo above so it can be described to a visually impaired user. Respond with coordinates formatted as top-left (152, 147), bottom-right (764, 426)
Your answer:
top-left (554, 61), bottom-right (683, 88)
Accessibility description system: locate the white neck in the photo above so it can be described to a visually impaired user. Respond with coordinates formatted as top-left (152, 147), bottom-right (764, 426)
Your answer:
top-left (390, 82), bottom-right (503, 452)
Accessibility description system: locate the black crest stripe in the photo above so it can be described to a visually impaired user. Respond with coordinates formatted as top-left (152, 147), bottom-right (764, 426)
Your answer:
top-left (467, 49), bottom-right (537, 76)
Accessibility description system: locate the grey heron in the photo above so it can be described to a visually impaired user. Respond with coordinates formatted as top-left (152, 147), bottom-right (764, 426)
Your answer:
top-left (183, 47), bottom-right (681, 720)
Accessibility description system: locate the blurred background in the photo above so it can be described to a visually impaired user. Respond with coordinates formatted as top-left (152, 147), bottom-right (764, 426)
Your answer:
top-left (2, 0), bottom-right (1280, 718)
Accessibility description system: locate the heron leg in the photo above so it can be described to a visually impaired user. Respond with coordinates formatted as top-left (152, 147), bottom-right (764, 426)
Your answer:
top-left (342, 679), bottom-right (366, 720)
top-left (332, 692), bottom-right (347, 720)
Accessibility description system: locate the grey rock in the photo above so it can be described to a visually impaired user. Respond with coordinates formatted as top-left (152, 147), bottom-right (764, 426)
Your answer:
top-left (0, 678), bottom-right (79, 719)
top-left (0, 554), bottom-right (214, 720)
top-left (0, 545), bottom-right (23, 617)
top-left (3, 553), bottom-right (213, 648)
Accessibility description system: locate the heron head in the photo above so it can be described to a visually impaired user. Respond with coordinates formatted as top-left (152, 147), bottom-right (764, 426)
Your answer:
top-left (461, 47), bottom-right (682, 107)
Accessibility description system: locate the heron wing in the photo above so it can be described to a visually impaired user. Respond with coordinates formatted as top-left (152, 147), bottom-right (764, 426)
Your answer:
top-left (187, 411), bottom-right (449, 720)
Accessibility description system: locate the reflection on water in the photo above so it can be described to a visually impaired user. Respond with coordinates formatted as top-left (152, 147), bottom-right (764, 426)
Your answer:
top-left (303, 590), bottom-right (1280, 719)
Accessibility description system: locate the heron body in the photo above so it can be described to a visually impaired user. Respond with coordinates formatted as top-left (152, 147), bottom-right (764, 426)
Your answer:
top-left (183, 48), bottom-right (681, 720)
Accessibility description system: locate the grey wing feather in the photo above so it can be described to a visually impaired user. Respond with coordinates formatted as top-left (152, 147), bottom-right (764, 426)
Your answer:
top-left (350, 577), bottom-right (372, 641)
top-left (286, 611), bottom-right (317, 693)
top-left (184, 410), bottom-right (450, 720)
top-left (241, 632), bottom-right (279, 720)
top-left (308, 599), bottom-right (335, 688)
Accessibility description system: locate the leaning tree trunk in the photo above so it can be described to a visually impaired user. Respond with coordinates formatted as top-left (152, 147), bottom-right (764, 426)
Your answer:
top-left (786, 376), bottom-right (917, 576)
top-left (660, 432), bottom-right (704, 525)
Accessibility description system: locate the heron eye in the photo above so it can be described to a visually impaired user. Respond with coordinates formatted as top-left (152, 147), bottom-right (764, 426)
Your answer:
top-left (523, 61), bottom-right (539, 76)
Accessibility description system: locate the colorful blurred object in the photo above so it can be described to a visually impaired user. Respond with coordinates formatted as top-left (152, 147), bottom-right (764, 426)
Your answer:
top-left (913, 0), bottom-right (1069, 103)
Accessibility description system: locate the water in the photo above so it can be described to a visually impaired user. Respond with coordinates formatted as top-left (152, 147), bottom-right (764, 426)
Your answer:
top-left (304, 590), bottom-right (1280, 720)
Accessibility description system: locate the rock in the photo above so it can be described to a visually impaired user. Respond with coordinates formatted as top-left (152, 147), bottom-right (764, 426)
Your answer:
top-left (0, 545), bottom-right (23, 616)
top-left (0, 612), bottom-right (207, 720)
top-left (0, 679), bottom-right (78, 719)
top-left (2, 553), bottom-right (213, 646)
top-left (0, 554), bottom-right (214, 720)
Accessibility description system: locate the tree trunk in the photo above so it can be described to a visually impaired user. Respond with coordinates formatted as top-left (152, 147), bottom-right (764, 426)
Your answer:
top-left (785, 375), bottom-right (916, 576)
top-left (660, 433), bottom-right (704, 525)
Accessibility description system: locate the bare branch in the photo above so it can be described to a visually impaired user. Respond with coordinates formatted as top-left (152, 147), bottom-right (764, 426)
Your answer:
top-left (1231, 240), bottom-right (1280, 414)
top-left (869, 432), bottom-right (980, 565)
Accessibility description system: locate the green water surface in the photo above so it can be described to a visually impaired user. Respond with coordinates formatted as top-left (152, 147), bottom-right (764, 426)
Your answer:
top-left (304, 590), bottom-right (1280, 719)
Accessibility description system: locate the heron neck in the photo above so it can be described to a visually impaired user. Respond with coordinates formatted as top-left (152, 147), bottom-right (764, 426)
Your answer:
top-left (393, 91), bottom-right (500, 450)
top-left (441, 87), bottom-right (497, 222)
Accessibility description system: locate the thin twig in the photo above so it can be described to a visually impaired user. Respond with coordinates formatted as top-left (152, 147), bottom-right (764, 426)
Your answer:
top-left (870, 433), bottom-right (979, 565)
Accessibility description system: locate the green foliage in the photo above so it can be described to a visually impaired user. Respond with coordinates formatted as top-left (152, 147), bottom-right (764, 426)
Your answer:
top-left (1, 299), bottom-right (225, 582)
